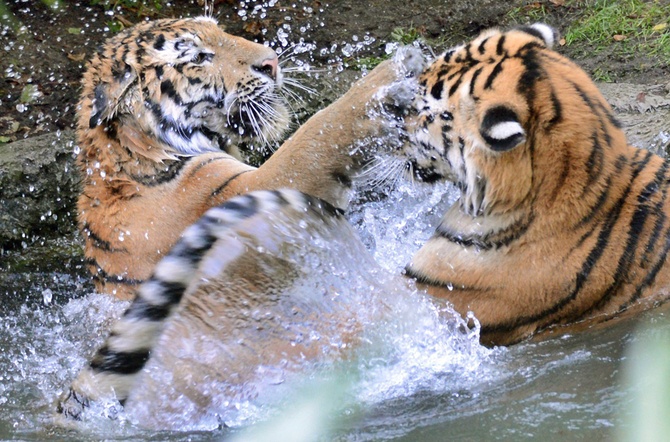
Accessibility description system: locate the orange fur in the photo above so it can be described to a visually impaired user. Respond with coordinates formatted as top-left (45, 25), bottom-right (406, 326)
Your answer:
top-left (77, 17), bottom-right (413, 299)
top-left (405, 24), bottom-right (670, 345)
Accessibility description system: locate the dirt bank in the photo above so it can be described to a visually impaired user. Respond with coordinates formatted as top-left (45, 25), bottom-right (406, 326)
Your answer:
top-left (1, 0), bottom-right (668, 142)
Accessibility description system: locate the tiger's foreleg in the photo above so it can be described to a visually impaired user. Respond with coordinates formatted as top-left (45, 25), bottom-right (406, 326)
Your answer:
top-left (223, 48), bottom-right (426, 210)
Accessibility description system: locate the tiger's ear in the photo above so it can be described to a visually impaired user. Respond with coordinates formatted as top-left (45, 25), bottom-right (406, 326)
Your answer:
top-left (516, 23), bottom-right (558, 49)
top-left (88, 64), bottom-right (138, 129)
top-left (480, 105), bottom-right (526, 152)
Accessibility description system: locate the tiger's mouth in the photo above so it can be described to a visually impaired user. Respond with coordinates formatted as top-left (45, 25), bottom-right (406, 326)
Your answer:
top-left (221, 91), bottom-right (290, 145)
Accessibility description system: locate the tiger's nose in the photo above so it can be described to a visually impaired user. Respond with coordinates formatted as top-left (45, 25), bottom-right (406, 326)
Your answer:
top-left (253, 56), bottom-right (279, 81)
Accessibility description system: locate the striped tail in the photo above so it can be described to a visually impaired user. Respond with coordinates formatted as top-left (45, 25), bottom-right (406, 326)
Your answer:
top-left (57, 189), bottom-right (344, 419)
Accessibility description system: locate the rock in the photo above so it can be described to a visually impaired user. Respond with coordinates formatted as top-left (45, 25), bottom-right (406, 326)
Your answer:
top-left (598, 82), bottom-right (670, 156)
top-left (0, 130), bottom-right (79, 249)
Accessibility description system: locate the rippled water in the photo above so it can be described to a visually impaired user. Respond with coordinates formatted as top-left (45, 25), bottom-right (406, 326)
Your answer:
top-left (3, 179), bottom-right (670, 440)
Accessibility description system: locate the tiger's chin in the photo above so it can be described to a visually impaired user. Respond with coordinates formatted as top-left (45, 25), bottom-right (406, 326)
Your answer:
top-left (224, 99), bottom-right (291, 149)
top-left (405, 160), bottom-right (448, 184)
top-left (405, 162), bottom-right (447, 184)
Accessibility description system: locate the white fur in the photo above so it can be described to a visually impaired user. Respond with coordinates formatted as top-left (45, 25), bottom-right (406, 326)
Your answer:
top-left (181, 223), bottom-right (212, 250)
top-left (154, 256), bottom-right (195, 284)
top-left (488, 121), bottom-right (525, 140)
top-left (205, 206), bottom-right (249, 225)
top-left (199, 236), bottom-right (245, 279)
top-left (531, 23), bottom-right (556, 49)
top-left (108, 320), bottom-right (163, 352)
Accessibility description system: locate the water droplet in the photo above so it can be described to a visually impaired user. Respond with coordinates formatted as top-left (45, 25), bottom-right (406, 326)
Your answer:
top-left (42, 289), bottom-right (53, 305)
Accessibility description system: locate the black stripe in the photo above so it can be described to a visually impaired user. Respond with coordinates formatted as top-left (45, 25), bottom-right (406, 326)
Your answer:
top-left (304, 193), bottom-right (345, 218)
top-left (89, 262), bottom-right (145, 286)
top-left (186, 155), bottom-right (236, 178)
top-left (517, 49), bottom-right (543, 103)
top-left (448, 72), bottom-right (464, 97)
top-left (404, 266), bottom-right (491, 292)
top-left (468, 67), bottom-right (483, 97)
top-left (435, 213), bottom-right (534, 251)
top-left (455, 43), bottom-right (474, 64)
top-left (621, 225), bottom-right (670, 309)
top-left (477, 37), bottom-right (490, 54)
top-left (222, 194), bottom-right (259, 219)
top-left (124, 296), bottom-right (172, 321)
top-left (568, 80), bottom-right (621, 146)
top-left (484, 152), bottom-right (653, 334)
top-left (153, 33), bottom-right (166, 51)
top-left (160, 80), bottom-right (183, 105)
top-left (575, 175), bottom-right (612, 229)
top-left (81, 223), bottom-right (127, 253)
top-left (641, 161), bottom-right (670, 265)
top-left (89, 346), bottom-right (150, 375)
top-left (495, 35), bottom-right (506, 55)
top-left (581, 156), bottom-right (666, 316)
top-left (89, 84), bottom-right (108, 128)
top-left (515, 25), bottom-right (549, 44)
top-left (546, 87), bottom-right (562, 128)
top-left (583, 131), bottom-right (605, 190)
top-left (210, 170), bottom-right (252, 197)
top-left (331, 170), bottom-right (353, 189)
top-left (430, 79), bottom-right (444, 100)
top-left (127, 157), bottom-right (189, 187)
top-left (483, 60), bottom-right (503, 90)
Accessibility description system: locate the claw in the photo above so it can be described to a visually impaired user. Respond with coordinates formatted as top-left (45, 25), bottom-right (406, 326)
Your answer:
top-left (56, 388), bottom-right (90, 420)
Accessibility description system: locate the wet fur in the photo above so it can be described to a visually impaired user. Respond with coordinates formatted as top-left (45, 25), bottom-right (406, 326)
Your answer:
top-left (404, 24), bottom-right (670, 345)
top-left (57, 22), bottom-right (670, 422)
top-left (60, 16), bottom-right (423, 420)
top-left (59, 189), bottom-right (362, 421)
top-left (78, 16), bottom-right (420, 300)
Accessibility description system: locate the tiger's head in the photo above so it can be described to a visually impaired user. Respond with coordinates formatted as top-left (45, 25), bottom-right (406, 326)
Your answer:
top-left (78, 16), bottom-right (289, 164)
top-left (403, 23), bottom-right (626, 217)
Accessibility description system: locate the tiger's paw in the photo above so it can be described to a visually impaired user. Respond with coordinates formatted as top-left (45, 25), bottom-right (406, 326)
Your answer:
top-left (376, 47), bottom-right (426, 118)
top-left (56, 388), bottom-right (90, 420)
top-left (361, 47), bottom-right (426, 150)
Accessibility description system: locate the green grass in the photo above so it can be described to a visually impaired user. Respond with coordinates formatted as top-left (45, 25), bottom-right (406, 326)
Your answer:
top-left (390, 26), bottom-right (423, 45)
top-left (564, 0), bottom-right (670, 62)
top-left (506, 2), bottom-right (551, 23)
top-left (349, 26), bottom-right (424, 71)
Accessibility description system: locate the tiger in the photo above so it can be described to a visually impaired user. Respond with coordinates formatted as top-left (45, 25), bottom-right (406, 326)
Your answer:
top-left (76, 16), bottom-right (423, 300)
top-left (58, 22), bottom-right (670, 423)
top-left (401, 23), bottom-right (670, 345)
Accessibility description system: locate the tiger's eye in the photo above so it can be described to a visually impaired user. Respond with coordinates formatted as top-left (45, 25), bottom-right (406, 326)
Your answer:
top-left (192, 52), bottom-right (214, 65)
